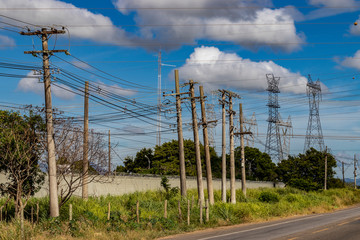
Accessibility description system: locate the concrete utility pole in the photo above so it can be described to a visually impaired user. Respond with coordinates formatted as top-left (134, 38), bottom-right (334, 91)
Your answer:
top-left (21, 27), bottom-right (68, 217)
top-left (239, 104), bottom-right (247, 196)
top-left (199, 86), bottom-right (214, 205)
top-left (228, 94), bottom-right (236, 204)
top-left (342, 161), bottom-right (345, 185)
top-left (354, 154), bottom-right (357, 189)
top-left (324, 146), bottom-right (327, 190)
top-left (174, 70), bottom-right (187, 196)
top-left (108, 130), bottom-right (111, 175)
top-left (189, 80), bottom-right (204, 203)
top-left (82, 81), bottom-right (89, 199)
top-left (220, 91), bottom-right (227, 203)
top-left (163, 70), bottom-right (187, 197)
top-left (157, 50), bottom-right (162, 146)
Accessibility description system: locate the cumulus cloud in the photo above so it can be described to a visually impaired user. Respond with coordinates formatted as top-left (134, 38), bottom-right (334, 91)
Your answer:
top-left (0, 35), bottom-right (15, 48)
top-left (17, 72), bottom-right (76, 100)
top-left (350, 16), bottom-right (360, 35)
top-left (306, 0), bottom-right (360, 20)
top-left (177, 46), bottom-right (308, 93)
top-left (340, 50), bottom-right (360, 69)
top-left (93, 81), bottom-right (137, 97)
top-left (0, 0), bottom-right (133, 46)
top-left (113, 0), bottom-right (304, 52)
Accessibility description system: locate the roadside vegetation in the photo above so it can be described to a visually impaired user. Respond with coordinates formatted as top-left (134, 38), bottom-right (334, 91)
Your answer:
top-left (1, 187), bottom-right (360, 240)
top-left (0, 109), bottom-right (357, 239)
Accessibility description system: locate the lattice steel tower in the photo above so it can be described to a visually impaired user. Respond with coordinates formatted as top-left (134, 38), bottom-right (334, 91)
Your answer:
top-left (265, 74), bottom-right (283, 162)
top-left (304, 75), bottom-right (325, 152)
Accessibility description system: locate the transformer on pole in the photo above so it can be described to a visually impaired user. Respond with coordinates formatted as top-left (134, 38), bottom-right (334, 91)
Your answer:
top-left (304, 75), bottom-right (325, 153)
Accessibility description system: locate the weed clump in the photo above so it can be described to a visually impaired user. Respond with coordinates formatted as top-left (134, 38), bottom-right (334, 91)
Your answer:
top-left (258, 191), bottom-right (280, 203)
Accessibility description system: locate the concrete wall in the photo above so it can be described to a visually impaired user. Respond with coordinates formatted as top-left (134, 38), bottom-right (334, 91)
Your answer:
top-left (0, 173), bottom-right (284, 198)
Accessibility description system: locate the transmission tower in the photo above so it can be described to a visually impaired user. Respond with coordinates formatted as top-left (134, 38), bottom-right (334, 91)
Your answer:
top-left (304, 75), bottom-right (325, 152)
top-left (278, 114), bottom-right (293, 158)
top-left (265, 74), bottom-right (283, 162)
top-left (243, 112), bottom-right (258, 147)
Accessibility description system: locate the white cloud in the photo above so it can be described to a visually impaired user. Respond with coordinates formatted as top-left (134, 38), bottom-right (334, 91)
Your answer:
top-left (0, 34), bottom-right (15, 48)
top-left (340, 50), bottom-right (360, 70)
top-left (93, 81), bottom-right (137, 97)
top-left (71, 60), bottom-right (91, 69)
top-left (113, 0), bottom-right (304, 52)
top-left (350, 16), bottom-right (360, 35)
top-left (17, 72), bottom-right (76, 100)
top-left (0, 0), bottom-right (133, 46)
top-left (177, 46), bottom-right (308, 93)
top-left (306, 0), bottom-right (360, 20)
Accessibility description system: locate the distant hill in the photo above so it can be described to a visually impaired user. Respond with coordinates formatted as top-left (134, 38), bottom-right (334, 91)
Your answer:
top-left (344, 178), bottom-right (360, 184)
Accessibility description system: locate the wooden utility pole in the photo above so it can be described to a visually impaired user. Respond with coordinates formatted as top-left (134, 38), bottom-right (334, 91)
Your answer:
top-left (220, 91), bottom-right (227, 203)
top-left (324, 146), bottom-right (327, 190)
top-left (228, 94), bottom-right (236, 204)
top-left (342, 161), bottom-right (345, 185)
top-left (108, 130), bottom-right (111, 174)
top-left (174, 70), bottom-right (187, 197)
top-left (199, 86), bottom-right (214, 205)
top-left (21, 28), bottom-right (68, 217)
top-left (189, 80), bottom-right (204, 203)
top-left (82, 81), bottom-right (89, 199)
top-left (354, 154), bottom-right (357, 189)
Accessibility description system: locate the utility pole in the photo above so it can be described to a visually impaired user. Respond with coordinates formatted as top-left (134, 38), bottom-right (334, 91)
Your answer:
top-left (189, 80), bottom-right (204, 203)
top-left (157, 50), bottom-right (162, 146)
top-left (220, 91), bottom-right (227, 203)
top-left (228, 94), bottom-right (236, 204)
top-left (82, 81), bottom-right (89, 199)
top-left (108, 130), bottom-right (111, 175)
top-left (237, 103), bottom-right (252, 197)
top-left (354, 154), bottom-right (357, 189)
top-left (324, 146), bottom-right (327, 190)
top-left (174, 70), bottom-right (187, 196)
top-left (342, 161), bottom-right (345, 185)
top-left (21, 27), bottom-right (68, 217)
top-left (199, 86), bottom-right (214, 205)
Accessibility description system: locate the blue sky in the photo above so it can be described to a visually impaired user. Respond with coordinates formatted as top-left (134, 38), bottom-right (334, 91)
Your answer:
top-left (1, 0), bottom-right (360, 178)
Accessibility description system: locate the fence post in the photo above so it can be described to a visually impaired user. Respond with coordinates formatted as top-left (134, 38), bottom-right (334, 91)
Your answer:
top-left (164, 200), bottom-right (167, 219)
top-left (136, 201), bottom-right (139, 223)
top-left (199, 199), bottom-right (203, 224)
top-left (187, 199), bottom-right (190, 225)
top-left (31, 206), bottom-right (34, 224)
top-left (36, 202), bottom-right (39, 223)
top-left (178, 200), bottom-right (182, 222)
top-left (205, 199), bottom-right (209, 223)
top-left (0, 206), bottom-right (3, 221)
top-left (107, 202), bottom-right (111, 221)
top-left (69, 204), bottom-right (73, 221)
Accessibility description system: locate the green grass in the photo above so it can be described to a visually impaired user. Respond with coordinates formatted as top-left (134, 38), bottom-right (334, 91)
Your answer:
top-left (1, 187), bottom-right (360, 239)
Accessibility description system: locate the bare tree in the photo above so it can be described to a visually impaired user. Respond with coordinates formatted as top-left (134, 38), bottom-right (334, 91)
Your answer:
top-left (52, 116), bottom-right (108, 208)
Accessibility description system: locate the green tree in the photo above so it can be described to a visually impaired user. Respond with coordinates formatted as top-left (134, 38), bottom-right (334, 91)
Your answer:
top-left (116, 148), bottom-right (153, 174)
top-left (116, 140), bottom-right (221, 176)
top-left (277, 148), bottom-right (337, 191)
top-left (0, 110), bottom-right (45, 218)
top-left (235, 146), bottom-right (277, 181)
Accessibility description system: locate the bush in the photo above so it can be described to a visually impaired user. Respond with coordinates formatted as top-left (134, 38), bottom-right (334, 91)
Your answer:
top-left (258, 191), bottom-right (279, 203)
top-left (288, 178), bottom-right (320, 191)
top-left (328, 178), bottom-right (345, 189)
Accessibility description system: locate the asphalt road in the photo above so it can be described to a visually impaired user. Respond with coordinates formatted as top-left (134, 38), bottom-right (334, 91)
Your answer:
top-left (161, 206), bottom-right (360, 240)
